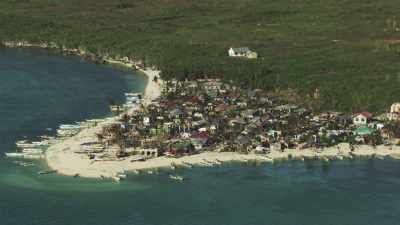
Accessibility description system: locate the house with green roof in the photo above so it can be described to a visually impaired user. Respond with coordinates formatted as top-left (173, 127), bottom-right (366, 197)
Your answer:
top-left (353, 127), bottom-right (375, 136)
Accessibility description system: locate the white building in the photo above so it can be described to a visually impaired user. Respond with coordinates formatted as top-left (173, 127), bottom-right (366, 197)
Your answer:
top-left (143, 117), bottom-right (150, 126)
top-left (228, 47), bottom-right (258, 59)
top-left (353, 112), bottom-right (373, 126)
top-left (389, 102), bottom-right (400, 121)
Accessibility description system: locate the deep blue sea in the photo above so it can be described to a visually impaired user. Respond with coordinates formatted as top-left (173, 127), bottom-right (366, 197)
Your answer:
top-left (1, 48), bottom-right (400, 225)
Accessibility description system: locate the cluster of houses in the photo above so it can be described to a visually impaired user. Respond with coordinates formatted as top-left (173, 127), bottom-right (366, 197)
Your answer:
top-left (88, 78), bottom-right (400, 161)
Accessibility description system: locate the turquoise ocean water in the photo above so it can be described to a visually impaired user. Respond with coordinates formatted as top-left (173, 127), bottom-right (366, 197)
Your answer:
top-left (0, 48), bottom-right (400, 225)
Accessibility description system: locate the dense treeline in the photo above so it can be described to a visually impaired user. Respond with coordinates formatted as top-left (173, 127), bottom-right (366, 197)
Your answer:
top-left (1, 0), bottom-right (400, 112)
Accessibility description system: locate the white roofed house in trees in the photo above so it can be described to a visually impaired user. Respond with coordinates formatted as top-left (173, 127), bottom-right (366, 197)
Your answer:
top-left (228, 47), bottom-right (258, 59)
top-left (352, 112), bottom-right (373, 127)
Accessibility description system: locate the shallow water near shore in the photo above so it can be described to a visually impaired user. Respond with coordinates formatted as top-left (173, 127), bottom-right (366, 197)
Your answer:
top-left (0, 47), bottom-right (146, 188)
top-left (1, 48), bottom-right (400, 225)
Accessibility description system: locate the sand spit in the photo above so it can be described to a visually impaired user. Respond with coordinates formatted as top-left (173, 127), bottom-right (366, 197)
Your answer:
top-left (46, 66), bottom-right (162, 178)
top-left (47, 133), bottom-right (400, 179)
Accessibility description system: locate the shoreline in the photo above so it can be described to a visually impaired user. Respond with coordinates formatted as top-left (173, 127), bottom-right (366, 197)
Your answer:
top-left (45, 61), bottom-right (163, 178)
top-left (103, 58), bottom-right (162, 106)
top-left (4, 40), bottom-right (400, 180)
top-left (46, 138), bottom-right (400, 179)
top-left (1, 40), bottom-right (162, 106)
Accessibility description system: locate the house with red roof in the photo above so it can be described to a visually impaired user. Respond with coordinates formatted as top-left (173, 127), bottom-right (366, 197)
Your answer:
top-left (353, 112), bottom-right (373, 126)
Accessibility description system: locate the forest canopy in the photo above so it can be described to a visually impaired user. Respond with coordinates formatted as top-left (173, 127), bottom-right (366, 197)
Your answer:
top-left (1, 0), bottom-right (400, 112)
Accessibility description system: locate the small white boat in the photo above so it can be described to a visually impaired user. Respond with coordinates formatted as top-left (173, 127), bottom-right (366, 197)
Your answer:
top-left (125, 93), bottom-right (142, 98)
top-left (4, 152), bottom-right (43, 159)
top-left (39, 135), bottom-right (54, 140)
top-left (110, 105), bottom-right (122, 110)
top-left (20, 162), bottom-right (35, 167)
top-left (125, 100), bottom-right (141, 105)
top-left (16, 143), bottom-right (37, 148)
top-left (86, 119), bottom-right (105, 123)
top-left (82, 145), bottom-right (104, 151)
top-left (112, 176), bottom-right (121, 182)
top-left (212, 160), bottom-right (222, 165)
top-left (59, 124), bottom-right (80, 130)
top-left (116, 173), bottom-right (127, 179)
top-left (38, 170), bottom-right (57, 175)
top-left (16, 140), bottom-right (28, 145)
top-left (12, 161), bottom-right (35, 167)
top-left (22, 148), bottom-right (43, 154)
top-left (169, 175), bottom-right (184, 181)
top-left (23, 154), bottom-right (44, 159)
top-left (123, 103), bottom-right (135, 107)
top-left (57, 129), bottom-right (79, 137)
top-left (5, 152), bottom-right (25, 158)
top-left (22, 149), bottom-right (43, 155)
top-left (126, 96), bottom-right (139, 101)
top-left (32, 141), bottom-right (48, 146)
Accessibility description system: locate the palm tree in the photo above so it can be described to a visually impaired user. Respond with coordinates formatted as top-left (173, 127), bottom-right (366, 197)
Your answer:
top-left (153, 75), bottom-right (159, 83)
top-left (120, 113), bottom-right (130, 123)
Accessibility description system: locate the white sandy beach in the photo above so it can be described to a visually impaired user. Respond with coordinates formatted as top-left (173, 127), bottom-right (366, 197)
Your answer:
top-left (46, 58), bottom-right (165, 178)
top-left (140, 68), bottom-right (162, 106)
top-left (102, 58), bottom-right (162, 106)
top-left (47, 132), bottom-right (400, 179)
top-left (46, 122), bottom-right (400, 179)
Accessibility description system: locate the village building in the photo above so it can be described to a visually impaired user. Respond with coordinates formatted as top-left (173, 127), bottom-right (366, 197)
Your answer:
top-left (389, 102), bottom-right (400, 121)
top-left (228, 47), bottom-right (258, 59)
top-left (353, 112), bottom-right (373, 126)
top-left (369, 122), bottom-right (385, 130)
top-left (143, 116), bottom-right (150, 126)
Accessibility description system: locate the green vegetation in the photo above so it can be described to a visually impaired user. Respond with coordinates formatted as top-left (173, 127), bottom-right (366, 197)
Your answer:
top-left (1, 0), bottom-right (400, 112)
